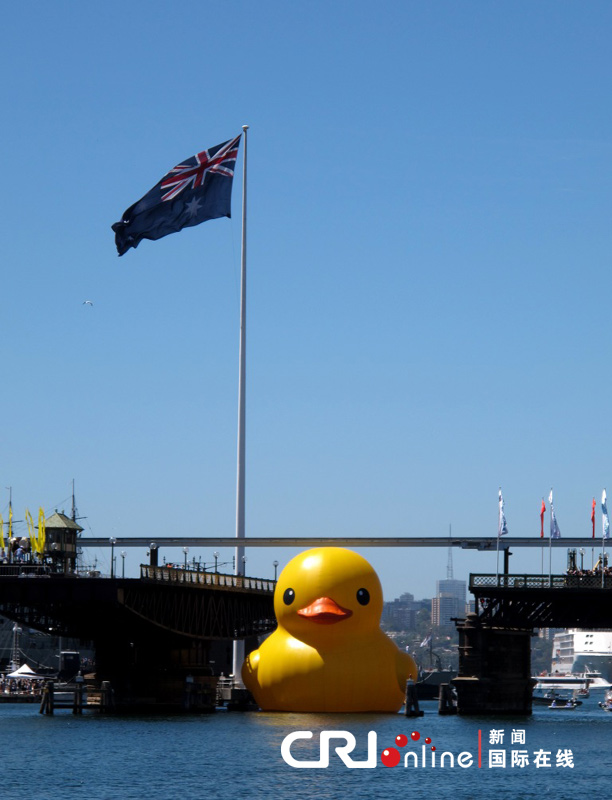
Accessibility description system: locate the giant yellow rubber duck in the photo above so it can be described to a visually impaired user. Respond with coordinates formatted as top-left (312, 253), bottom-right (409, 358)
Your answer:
top-left (242, 547), bottom-right (417, 712)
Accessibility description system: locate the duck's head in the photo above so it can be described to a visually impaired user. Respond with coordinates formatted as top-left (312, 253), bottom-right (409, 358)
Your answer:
top-left (273, 547), bottom-right (384, 644)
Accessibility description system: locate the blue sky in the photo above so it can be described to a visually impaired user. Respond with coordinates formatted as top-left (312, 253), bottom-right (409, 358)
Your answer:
top-left (2, 0), bottom-right (611, 600)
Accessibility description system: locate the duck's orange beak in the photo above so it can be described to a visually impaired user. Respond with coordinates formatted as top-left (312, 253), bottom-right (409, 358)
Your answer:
top-left (297, 596), bottom-right (353, 625)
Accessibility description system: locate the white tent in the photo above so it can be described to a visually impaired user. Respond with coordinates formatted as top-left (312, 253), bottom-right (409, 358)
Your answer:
top-left (6, 663), bottom-right (45, 680)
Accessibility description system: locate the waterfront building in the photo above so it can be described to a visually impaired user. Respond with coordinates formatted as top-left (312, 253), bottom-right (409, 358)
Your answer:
top-left (382, 592), bottom-right (418, 630)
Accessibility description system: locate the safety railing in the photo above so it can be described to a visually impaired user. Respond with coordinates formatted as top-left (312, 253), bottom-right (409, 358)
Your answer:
top-left (470, 573), bottom-right (612, 590)
top-left (139, 564), bottom-right (275, 593)
top-left (0, 564), bottom-right (53, 577)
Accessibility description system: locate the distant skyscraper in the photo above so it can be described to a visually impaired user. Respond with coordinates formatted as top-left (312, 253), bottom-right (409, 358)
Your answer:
top-left (432, 578), bottom-right (466, 626)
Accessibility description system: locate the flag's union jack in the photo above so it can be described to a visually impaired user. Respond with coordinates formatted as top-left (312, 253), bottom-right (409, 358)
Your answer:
top-left (160, 135), bottom-right (241, 202)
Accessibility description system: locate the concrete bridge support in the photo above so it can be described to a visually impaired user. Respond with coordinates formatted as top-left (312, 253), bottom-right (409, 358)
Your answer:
top-left (453, 613), bottom-right (534, 715)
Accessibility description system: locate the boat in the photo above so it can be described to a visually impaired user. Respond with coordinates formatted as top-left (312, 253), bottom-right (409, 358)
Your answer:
top-left (548, 698), bottom-right (578, 710)
top-left (416, 668), bottom-right (457, 700)
top-left (532, 670), bottom-right (610, 698)
top-left (415, 634), bottom-right (457, 700)
top-left (532, 688), bottom-right (569, 706)
top-left (598, 690), bottom-right (612, 712)
top-left (533, 688), bottom-right (582, 706)
top-left (551, 629), bottom-right (612, 681)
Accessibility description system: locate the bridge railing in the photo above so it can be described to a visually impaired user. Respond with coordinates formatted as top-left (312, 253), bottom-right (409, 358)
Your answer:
top-left (139, 564), bottom-right (276, 593)
top-left (470, 573), bottom-right (612, 590)
top-left (0, 564), bottom-right (52, 577)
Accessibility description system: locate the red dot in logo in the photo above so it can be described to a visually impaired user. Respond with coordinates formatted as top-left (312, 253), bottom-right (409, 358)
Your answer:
top-left (424, 737), bottom-right (432, 744)
top-left (395, 734), bottom-right (408, 747)
top-left (411, 731), bottom-right (420, 741)
top-left (381, 747), bottom-right (401, 768)
top-left (431, 746), bottom-right (436, 751)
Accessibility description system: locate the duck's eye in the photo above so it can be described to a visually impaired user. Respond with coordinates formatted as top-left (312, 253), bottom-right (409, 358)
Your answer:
top-left (356, 588), bottom-right (370, 605)
top-left (283, 588), bottom-right (295, 605)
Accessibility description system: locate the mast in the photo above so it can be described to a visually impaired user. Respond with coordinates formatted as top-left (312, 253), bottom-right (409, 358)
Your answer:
top-left (7, 487), bottom-right (12, 565)
top-left (232, 124), bottom-right (248, 682)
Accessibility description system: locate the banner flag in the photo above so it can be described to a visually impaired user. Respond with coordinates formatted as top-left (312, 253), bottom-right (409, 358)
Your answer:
top-left (549, 489), bottom-right (561, 539)
top-left (498, 489), bottom-right (508, 536)
top-left (112, 135), bottom-right (241, 256)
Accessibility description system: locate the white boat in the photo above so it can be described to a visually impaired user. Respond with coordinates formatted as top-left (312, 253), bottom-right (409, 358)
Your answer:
top-left (533, 671), bottom-right (611, 692)
top-left (551, 630), bottom-right (612, 681)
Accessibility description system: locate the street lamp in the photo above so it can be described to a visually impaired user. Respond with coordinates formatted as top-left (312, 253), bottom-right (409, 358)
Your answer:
top-left (121, 551), bottom-right (126, 579)
top-left (580, 548), bottom-right (585, 571)
top-left (273, 560), bottom-right (279, 581)
top-left (242, 555), bottom-right (247, 576)
top-left (183, 546), bottom-right (189, 569)
top-left (109, 537), bottom-right (117, 578)
top-left (214, 551), bottom-right (219, 573)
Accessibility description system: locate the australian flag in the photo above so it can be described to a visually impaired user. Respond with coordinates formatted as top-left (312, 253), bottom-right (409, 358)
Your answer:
top-left (112, 135), bottom-right (241, 256)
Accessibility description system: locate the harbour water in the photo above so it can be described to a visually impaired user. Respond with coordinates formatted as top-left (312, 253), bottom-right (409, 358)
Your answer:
top-left (1, 700), bottom-right (606, 800)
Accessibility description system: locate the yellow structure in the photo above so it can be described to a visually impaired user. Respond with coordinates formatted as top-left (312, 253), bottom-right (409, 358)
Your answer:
top-left (242, 547), bottom-right (417, 712)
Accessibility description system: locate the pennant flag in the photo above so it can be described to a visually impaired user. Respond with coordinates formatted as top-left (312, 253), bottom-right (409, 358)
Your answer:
top-left (603, 490), bottom-right (609, 540)
top-left (592, 497), bottom-right (597, 538)
top-left (540, 499), bottom-right (545, 538)
top-left (498, 489), bottom-right (508, 536)
top-left (112, 135), bottom-right (241, 256)
top-left (549, 489), bottom-right (561, 539)
top-left (419, 632), bottom-right (432, 648)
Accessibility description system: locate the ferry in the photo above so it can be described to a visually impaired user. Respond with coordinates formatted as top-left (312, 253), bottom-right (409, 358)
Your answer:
top-left (551, 629), bottom-right (612, 681)
top-left (533, 672), bottom-right (611, 692)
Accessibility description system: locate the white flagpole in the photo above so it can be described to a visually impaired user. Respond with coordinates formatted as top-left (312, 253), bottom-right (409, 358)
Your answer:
top-left (602, 489), bottom-right (607, 589)
top-left (232, 124), bottom-right (249, 684)
top-left (496, 525), bottom-right (500, 582)
top-left (541, 499), bottom-right (544, 575)
top-left (496, 488), bottom-right (501, 582)
top-left (548, 489), bottom-right (553, 585)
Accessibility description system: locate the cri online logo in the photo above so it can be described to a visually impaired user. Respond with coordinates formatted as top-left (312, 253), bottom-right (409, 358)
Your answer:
top-left (281, 730), bottom-right (475, 770)
top-left (382, 731), bottom-right (433, 767)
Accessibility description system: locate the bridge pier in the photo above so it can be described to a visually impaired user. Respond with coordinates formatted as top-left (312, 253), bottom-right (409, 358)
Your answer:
top-left (453, 613), bottom-right (534, 715)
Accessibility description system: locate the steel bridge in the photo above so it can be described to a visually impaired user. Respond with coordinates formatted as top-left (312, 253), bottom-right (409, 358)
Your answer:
top-left (0, 566), bottom-right (275, 640)
top-left (80, 535), bottom-right (597, 549)
top-left (451, 572), bottom-right (612, 715)
top-left (0, 564), bottom-right (276, 710)
top-left (469, 572), bottom-right (612, 629)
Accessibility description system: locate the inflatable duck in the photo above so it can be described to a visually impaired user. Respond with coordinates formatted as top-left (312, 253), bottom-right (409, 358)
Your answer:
top-left (242, 547), bottom-right (417, 712)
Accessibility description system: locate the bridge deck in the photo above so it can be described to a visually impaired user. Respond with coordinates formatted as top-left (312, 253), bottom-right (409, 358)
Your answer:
top-left (471, 572), bottom-right (612, 591)
top-left (0, 566), bottom-right (276, 639)
top-left (469, 573), bottom-right (612, 628)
